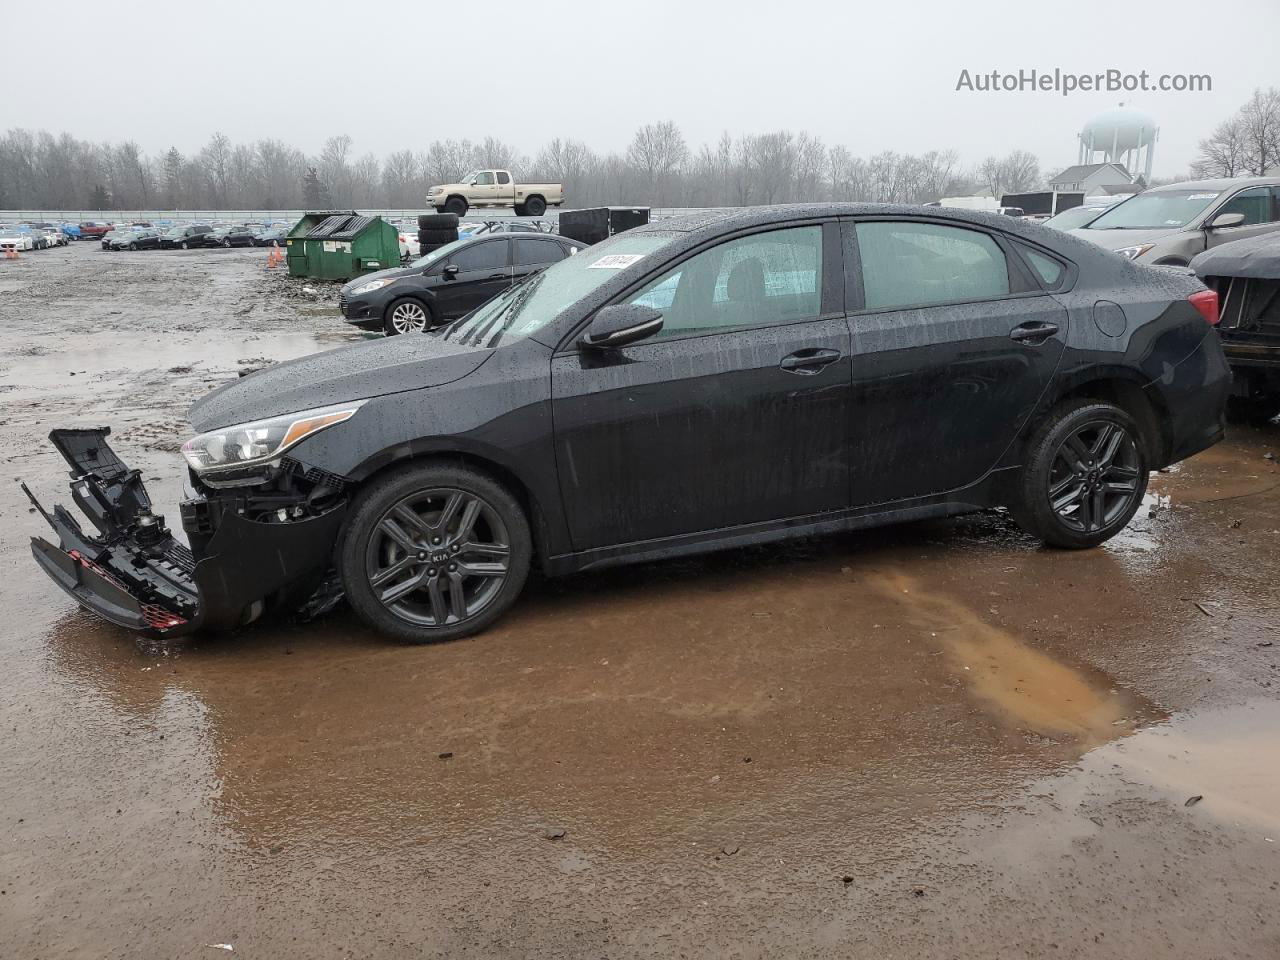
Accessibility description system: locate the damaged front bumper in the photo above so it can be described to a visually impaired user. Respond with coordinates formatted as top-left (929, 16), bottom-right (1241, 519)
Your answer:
top-left (26, 428), bottom-right (349, 639)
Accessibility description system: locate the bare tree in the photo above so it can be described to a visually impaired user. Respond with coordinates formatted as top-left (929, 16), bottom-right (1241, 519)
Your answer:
top-left (1193, 116), bottom-right (1249, 178)
top-left (627, 121), bottom-right (689, 200)
top-left (382, 149), bottom-right (420, 207)
top-left (1239, 87), bottom-right (1280, 176)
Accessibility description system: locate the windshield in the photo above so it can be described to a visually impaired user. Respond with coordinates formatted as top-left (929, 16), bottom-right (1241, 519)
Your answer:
top-left (440, 233), bottom-right (675, 348)
top-left (1085, 190), bottom-right (1221, 230)
top-left (1044, 205), bottom-right (1113, 230)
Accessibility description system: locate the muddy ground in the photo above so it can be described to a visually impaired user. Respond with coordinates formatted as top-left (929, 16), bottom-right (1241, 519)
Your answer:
top-left (0, 242), bottom-right (1277, 959)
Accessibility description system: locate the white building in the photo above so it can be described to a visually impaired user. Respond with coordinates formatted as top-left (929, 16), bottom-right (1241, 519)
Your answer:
top-left (1048, 162), bottom-right (1135, 194)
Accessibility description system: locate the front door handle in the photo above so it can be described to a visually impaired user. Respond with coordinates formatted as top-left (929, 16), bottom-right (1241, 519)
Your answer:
top-left (780, 347), bottom-right (842, 375)
top-left (1009, 321), bottom-right (1060, 344)
top-left (485, 273), bottom-right (507, 280)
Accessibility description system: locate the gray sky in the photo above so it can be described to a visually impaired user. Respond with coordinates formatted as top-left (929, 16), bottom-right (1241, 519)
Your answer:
top-left (6, 0), bottom-right (1277, 176)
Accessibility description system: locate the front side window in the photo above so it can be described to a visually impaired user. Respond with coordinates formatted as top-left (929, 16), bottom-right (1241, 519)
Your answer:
top-left (513, 238), bottom-right (565, 267)
top-left (475, 172), bottom-right (495, 186)
top-left (1215, 187), bottom-right (1275, 225)
top-left (450, 240), bottom-right (507, 272)
top-left (855, 221), bottom-right (1010, 310)
top-left (625, 225), bottom-right (823, 337)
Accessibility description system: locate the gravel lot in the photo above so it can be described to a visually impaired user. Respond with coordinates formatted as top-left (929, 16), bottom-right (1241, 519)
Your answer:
top-left (1, 242), bottom-right (1278, 959)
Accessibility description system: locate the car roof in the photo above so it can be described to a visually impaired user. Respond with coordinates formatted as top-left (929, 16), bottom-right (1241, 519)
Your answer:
top-left (632, 202), bottom-right (1088, 244)
top-left (1147, 176), bottom-right (1280, 192)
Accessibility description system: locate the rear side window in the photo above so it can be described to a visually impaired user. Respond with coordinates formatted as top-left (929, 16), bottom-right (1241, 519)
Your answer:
top-left (1015, 243), bottom-right (1065, 287)
top-left (855, 221), bottom-right (1010, 310)
top-left (450, 240), bottom-right (508, 271)
top-left (497, 171), bottom-right (511, 185)
top-left (513, 238), bottom-right (565, 267)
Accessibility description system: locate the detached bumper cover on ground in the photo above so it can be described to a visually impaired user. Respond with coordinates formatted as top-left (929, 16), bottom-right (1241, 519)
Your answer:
top-left (26, 428), bottom-right (347, 638)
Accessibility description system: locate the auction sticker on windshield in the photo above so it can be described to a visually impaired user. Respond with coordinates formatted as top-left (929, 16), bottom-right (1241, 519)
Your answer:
top-left (588, 254), bottom-right (646, 269)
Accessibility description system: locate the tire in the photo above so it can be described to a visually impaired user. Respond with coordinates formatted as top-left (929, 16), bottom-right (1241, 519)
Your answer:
top-left (128, 242), bottom-right (138, 251)
top-left (383, 297), bottom-right (433, 336)
top-left (338, 462), bottom-right (532, 643)
top-left (418, 213), bottom-right (458, 230)
top-left (444, 196), bottom-right (468, 217)
top-left (1010, 399), bottom-right (1149, 549)
top-left (512, 203), bottom-right (528, 217)
top-left (524, 195), bottom-right (547, 217)
top-left (180, 241), bottom-right (189, 250)
top-left (418, 228), bottom-right (458, 245)
top-left (221, 238), bottom-right (231, 248)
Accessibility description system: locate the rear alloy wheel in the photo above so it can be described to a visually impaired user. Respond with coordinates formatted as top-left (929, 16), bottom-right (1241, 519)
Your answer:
top-left (340, 464), bottom-right (531, 643)
top-left (1011, 400), bottom-right (1149, 549)
top-left (384, 297), bottom-right (431, 336)
top-left (222, 238), bottom-right (231, 248)
top-left (180, 241), bottom-right (189, 249)
top-left (524, 196), bottom-right (547, 216)
top-left (128, 242), bottom-right (138, 250)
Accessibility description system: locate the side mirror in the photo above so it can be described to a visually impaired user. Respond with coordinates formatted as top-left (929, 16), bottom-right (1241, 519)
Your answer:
top-left (1207, 211), bottom-right (1246, 230)
top-left (443, 264), bottom-right (459, 278)
top-left (580, 304), bottom-right (664, 350)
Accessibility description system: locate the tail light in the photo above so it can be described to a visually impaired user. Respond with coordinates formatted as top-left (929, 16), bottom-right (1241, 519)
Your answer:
top-left (1189, 289), bottom-right (1219, 326)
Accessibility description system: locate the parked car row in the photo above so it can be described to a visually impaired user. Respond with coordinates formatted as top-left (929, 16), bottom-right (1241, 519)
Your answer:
top-left (0, 222), bottom-right (74, 252)
top-left (95, 221), bottom-right (293, 251)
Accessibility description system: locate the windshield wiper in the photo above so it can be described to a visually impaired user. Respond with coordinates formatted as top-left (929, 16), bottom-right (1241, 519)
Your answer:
top-left (471, 271), bottom-right (547, 349)
top-left (439, 272), bottom-right (536, 345)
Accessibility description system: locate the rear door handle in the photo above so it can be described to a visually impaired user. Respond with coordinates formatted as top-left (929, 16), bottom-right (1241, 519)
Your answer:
top-left (780, 347), bottom-right (842, 375)
top-left (1009, 321), bottom-right (1060, 344)
top-left (485, 273), bottom-right (507, 280)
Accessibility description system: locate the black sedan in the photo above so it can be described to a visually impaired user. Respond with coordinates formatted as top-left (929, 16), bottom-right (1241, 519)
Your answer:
top-left (339, 233), bottom-right (586, 335)
top-left (107, 229), bottom-right (163, 251)
top-left (254, 226), bottom-right (289, 246)
top-left (161, 224), bottom-right (215, 249)
top-left (206, 225), bottom-right (259, 248)
top-left (27, 204), bottom-right (1229, 646)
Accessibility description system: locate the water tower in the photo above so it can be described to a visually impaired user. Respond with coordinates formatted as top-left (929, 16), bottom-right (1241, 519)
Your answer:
top-left (1077, 104), bottom-right (1158, 184)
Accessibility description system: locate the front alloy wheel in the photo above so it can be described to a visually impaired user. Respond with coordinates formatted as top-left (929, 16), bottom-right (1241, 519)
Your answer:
top-left (340, 464), bottom-right (532, 643)
top-left (385, 299), bottom-right (429, 335)
top-left (366, 489), bottom-right (511, 627)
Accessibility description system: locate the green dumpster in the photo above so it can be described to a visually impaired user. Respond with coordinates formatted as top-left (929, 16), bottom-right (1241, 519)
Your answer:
top-left (285, 211), bottom-right (400, 280)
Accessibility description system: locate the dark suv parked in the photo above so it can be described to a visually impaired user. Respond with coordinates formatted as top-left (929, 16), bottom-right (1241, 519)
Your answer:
top-left (27, 204), bottom-right (1229, 646)
top-left (339, 233), bottom-right (586, 335)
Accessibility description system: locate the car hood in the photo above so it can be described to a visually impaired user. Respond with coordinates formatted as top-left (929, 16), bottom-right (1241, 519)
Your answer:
top-left (340, 264), bottom-right (421, 293)
top-left (1069, 226), bottom-right (1181, 250)
top-left (188, 334), bottom-right (492, 432)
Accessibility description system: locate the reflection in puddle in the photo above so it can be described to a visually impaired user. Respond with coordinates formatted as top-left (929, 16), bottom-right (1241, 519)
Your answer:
top-left (1090, 699), bottom-right (1280, 834)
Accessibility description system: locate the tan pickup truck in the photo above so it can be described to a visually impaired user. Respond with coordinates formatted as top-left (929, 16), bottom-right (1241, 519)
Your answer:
top-left (427, 170), bottom-right (564, 217)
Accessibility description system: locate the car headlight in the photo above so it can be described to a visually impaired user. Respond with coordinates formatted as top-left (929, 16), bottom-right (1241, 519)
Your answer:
top-left (181, 401), bottom-right (364, 475)
top-left (1114, 243), bottom-right (1154, 261)
top-left (351, 277), bottom-right (395, 295)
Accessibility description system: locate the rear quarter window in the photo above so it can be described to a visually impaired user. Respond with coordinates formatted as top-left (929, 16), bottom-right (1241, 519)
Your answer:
top-left (1015, 242), bottom-right (1066, 288)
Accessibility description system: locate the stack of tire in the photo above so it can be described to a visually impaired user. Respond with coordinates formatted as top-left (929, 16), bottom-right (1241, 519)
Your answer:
top-left (418, 212), bottom-right (459, 255)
